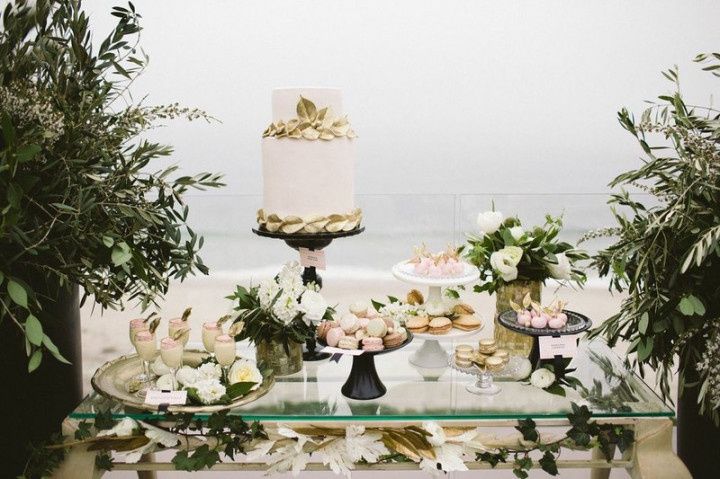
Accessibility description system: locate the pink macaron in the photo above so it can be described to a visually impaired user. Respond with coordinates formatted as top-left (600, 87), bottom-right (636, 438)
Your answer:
top-left (326, 327), bottom-right (345, 347)
top-left (362, 337), bottom-right (385, 352)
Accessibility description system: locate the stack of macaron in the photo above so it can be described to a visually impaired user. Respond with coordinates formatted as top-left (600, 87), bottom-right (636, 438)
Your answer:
top-left (316, 301), bottom-right (410, 352)
top-left (403, 301), bottom-right (482, 335)
top-left (453, 339), bottom-right (509, 372)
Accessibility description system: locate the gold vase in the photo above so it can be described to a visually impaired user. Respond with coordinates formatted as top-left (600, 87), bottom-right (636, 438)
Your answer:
top-left (494, 280), bottom-right (540, 357)
top-left (256, 340), bottom-right (303, 376)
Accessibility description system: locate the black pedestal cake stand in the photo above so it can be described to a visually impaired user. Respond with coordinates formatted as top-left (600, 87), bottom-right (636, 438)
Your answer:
top-left (497, 309), bottom-right (592, 372)
top-left (252, 227), bottom-right (365, 361)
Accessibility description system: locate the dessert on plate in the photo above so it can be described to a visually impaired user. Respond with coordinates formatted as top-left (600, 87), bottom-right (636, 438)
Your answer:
top-left (453, 339), bottom-right (510, 371)
top-left (407, 245), bottom-right (467, 278)
top-left (511, 295), bottom-right (570, 330)
top-left (257, 87), bottom-right (362, 234)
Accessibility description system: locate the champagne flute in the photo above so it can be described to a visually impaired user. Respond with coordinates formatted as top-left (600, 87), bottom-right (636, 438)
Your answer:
top-left (168, 318), bottom-right (190, 347)
top-left (160, 337), bottom-right (183, 390)
top-left (129, 318), bottom-right (148, 347)
top-left (214, 335), bottom-right (236, 382)
top-left (202, 322), bottom-right (222, 355)
top-left (133, 331), bottom-right (157, 397)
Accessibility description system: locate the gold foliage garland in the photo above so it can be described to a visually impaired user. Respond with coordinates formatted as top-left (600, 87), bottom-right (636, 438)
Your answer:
top-left (257, 208), bottom-right (362, 234)
top-left (262, 96), bottom-right (357, 140)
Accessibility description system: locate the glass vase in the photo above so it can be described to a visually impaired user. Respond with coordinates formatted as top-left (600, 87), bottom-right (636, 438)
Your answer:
top-left (256, 339), bottom-right (303, 376)
top-left (494, 280), bottom-right (540, 358)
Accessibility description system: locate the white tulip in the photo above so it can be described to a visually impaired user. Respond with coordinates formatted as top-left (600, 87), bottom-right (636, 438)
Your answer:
top-left (477, 211), bottom-right (504, 235)
top-left (547, 253), bottom-right (572, 280)
top-left (509, 226), bottom-right (525, 240)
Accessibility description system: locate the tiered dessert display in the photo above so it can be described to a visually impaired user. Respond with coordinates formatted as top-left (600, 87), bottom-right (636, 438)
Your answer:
top-left (92, 313), bottom-right (272, 412)
top-left (252, 88), bottom-right (364, 360)
top-left (391, 246), bottom-right (482, 367)
top-left (497, 296), bottom-right (592, 367)
top-left (316, 303), bottom-right (413, 400)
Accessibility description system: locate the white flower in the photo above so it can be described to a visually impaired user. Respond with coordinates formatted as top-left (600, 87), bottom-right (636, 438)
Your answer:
top-left (298, 289), bottom-right (328, 323)
top-left (509, 226), bottom-right (525, 240)
top-left (194, 378), bottom-right (227, 404)
top-left (258, 278), bottom-right (280, 309)
top-left (176, 366), bottom-right (201, 386)
top-left (228, 359), bottom-right (263, 388)
top-left (140, 421), bottom-right (180, 448)
top-left (477, 211), bottom-right (504, 235)
top-left (272, 291), bottom-right (300, 324)
top-left (197, 362), bottom-right (223, 381)
top-left (277, 261), bottom-right (305, 298)
top-left (379, 301), bottom-right (419, 323)
top-left (489, 246), bottom-right (523, 282)
top-left (151, 356), bottom-right (172, 376)
top-left (155, 373), bottom-right (176, 391)
top-left (530, 367), bottom-right (556, 389)
top-left (547, 252), bottom-right (572, 280)
top-left (422, 421), bottom-right (447, 446)
top-left (97, 417), bottom-right (136, 437)
top-left (344, 425), bottom-right (388, 463)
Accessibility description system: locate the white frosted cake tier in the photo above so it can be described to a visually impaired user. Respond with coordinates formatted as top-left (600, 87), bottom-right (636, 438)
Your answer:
top-left (259, 87), bottom-right (360, 234)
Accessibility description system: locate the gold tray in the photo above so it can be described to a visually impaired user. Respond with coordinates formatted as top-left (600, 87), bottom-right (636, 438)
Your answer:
top-left (91, 349), bottom-right (274, 413)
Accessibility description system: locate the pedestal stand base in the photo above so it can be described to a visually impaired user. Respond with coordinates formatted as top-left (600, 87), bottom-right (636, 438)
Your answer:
top-left (409, 339), bottom-right (449, 368)
top-left (341, 354), bottom-right (386, 400)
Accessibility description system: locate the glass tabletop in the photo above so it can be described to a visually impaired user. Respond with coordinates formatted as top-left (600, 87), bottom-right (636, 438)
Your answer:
top-left (70, 338), bottom-right (672, 422)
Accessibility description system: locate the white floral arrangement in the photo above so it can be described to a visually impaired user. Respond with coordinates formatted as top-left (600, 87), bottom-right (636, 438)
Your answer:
top-left (152, 357), bottom-right (263, 405)
top-left (466, 210), bottom-right (589, 294)
top-left (229, 261), bottom-right (334, 348)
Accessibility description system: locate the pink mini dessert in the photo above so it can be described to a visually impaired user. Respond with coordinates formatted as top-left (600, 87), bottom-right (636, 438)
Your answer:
top-left (358, 318), bottom-right (370, 328)
top-left (326, 327), bottom-right (345, 347)
top-left (362, 337), bottom-right (384, 352)
top-left (409, 245), bottom-right (465, 278)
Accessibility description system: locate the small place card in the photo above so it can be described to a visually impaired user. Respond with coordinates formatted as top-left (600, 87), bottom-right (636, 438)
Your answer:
top-left (320, 346), bottom-right (363, 356)
top-left (539, 335), bottom-right (579, 359)
top-left (299, 248), bottom-right (326, 270)
top-left (144, 390), bottom-right (187, 406)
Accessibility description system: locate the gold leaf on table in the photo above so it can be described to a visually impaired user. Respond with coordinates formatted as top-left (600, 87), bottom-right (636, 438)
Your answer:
top-left (316, 107), bottom-right (328, 122)
top-left (87, 435), bottom-right (150, 452)
top-left (302, 127), bottom-right (320, 140)
top-left (382, 432), bottom-right (421, 462)
top-left (297, 96), bottom-right (317, 121)
top-left (319, 129), bottom-right (335, 140)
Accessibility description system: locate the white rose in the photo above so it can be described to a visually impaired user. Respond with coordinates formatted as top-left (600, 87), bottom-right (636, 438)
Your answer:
top-left (509, 226), bottom-right (525, 241)
top-left (421, 421), bottom-right (446, 446)
top-left (477, 211), bottom-right (504, 235)
top-left (530, 368), bottom-right (555, 389)
top-left (298, 290), bottom-right (328, 323)
top-left (151, 356), bottom-right (172, 376)
top-left (176, 366), bottom-right (201, 386)
top-left (97, 417), bottom-right (136, 437)
top-left (489, 246), bottom-right (523, 282)
top-left (155, 373), bottom-right (176, 391)
top-left (547, 253), bottom-right (572, 280)
top-left (228, 359), bottom-right (263, 389)
top-left (197, 362), bottom-right (222, 381)
top-left (195, 378), bottom-right (226, 405)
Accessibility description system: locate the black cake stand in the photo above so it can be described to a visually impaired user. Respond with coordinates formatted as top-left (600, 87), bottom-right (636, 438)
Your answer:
top-left (252, 226), bottom-right (365, 361)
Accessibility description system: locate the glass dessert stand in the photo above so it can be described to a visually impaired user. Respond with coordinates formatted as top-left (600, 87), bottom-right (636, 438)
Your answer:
top-left (391, 261), bottom-right (481, 368)
top-left (449, 355), bottom-right (531, 396)
top-left (57, 339), bottom-right (689, 479)
top-left (252, 226), bottom-right (365, 361)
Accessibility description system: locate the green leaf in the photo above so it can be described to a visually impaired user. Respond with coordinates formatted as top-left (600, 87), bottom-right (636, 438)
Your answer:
top-left (637, 338), bottom-right (653, 362)
top-left (7, 280), bottom-right (28, 307)
top-left (16, 143), bottom-right (42, 163)
top-left (688, 295), bottom-right (705, 316)
top-left (25, 315), bottom-right (43, 346)
top-left (638, 312), bottom-right (649, 334)
top-left (515, 418), bottom-right (539, 442)
top-left (0, 271), bottom-right (4, 285)
top-left (226, 382), bottom-right (257, 399)
top-left (102, 236), bottom-right (115, 247)
top-left (678, 297), bottom-right (694, 316)
top-left (111, 243), bottom-right (132, 266)
top-left (545, 383), bottom-right (566, 397)
top-left (43, 334), bottom-right (71, 364)
top-left (539, 450), bottom-right (559, 475)
top-left (94, 409), bottom-right (116, 430)
top-left (28, 349), bottom-right (42, 372)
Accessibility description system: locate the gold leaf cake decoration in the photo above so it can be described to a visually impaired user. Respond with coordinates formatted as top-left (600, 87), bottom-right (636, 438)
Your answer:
top-left (262, 96), bottom-right (357, 140)
top-left (257, 208), bottom-right (363, 234)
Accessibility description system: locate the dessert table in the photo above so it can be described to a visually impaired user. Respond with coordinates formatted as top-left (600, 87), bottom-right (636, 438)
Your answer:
top-left (54, 339), bottom-right (689, 478)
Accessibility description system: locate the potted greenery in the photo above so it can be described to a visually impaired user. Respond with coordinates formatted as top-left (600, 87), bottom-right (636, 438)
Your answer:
top-left (0, 1), bottom-right (222, 473)
top-left (589, 52), bottom-right (720, 478)
top-left (228, 261), bottom-right (334, 376)
top-left (465, 211), bottom-right (588, 356)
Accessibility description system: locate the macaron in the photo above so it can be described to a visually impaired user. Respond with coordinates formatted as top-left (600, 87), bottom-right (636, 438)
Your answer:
top-left (382, 317), bottom-right (395, 330)
top-left (396, 326), bottom-right (408, 341)
top-left (383, 331), bottom-right (404, 348)
top-left (478, 338), bottom-right (497, 355)
top-left (338, 336), bottom-right (360, 350)
top-left (358, 317), bottom-right (370, 329)
top-left (339, 313), bottom-right (360, 334)
top-left (406, 315), bottom-right (429, 333)
top-left (485, 356), bottom-right (505, 372)
top-left (349, 301), bottom-right (369, 318)
top-left (362, 337), bottom-right (384, 352)
top-left (428, 317), bottom-right (452, 335)
top-left (452, 314), bottom-right (482, 331)
top-left (316, 321), bottom-right (336, 340)
top-left (493, 349), bottom-right (509, 361)
top-left (355, 329), bottom-right (368, 340)
top-left (366, 318), bottom-right (388, 338)
top-left (326, 327), bottom-right (345, 347)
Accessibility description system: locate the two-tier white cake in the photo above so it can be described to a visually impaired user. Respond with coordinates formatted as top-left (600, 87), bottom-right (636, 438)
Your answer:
top-left (257, 88), bottom-right (362, 234)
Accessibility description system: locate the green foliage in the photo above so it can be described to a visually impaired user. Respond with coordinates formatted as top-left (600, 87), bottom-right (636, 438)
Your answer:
top-left (0, 0), bottom-right (223, 372)
top-left (590, 51), bottom-right (720, 423)
top-left (466, 213), bottom-right (588, 295)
